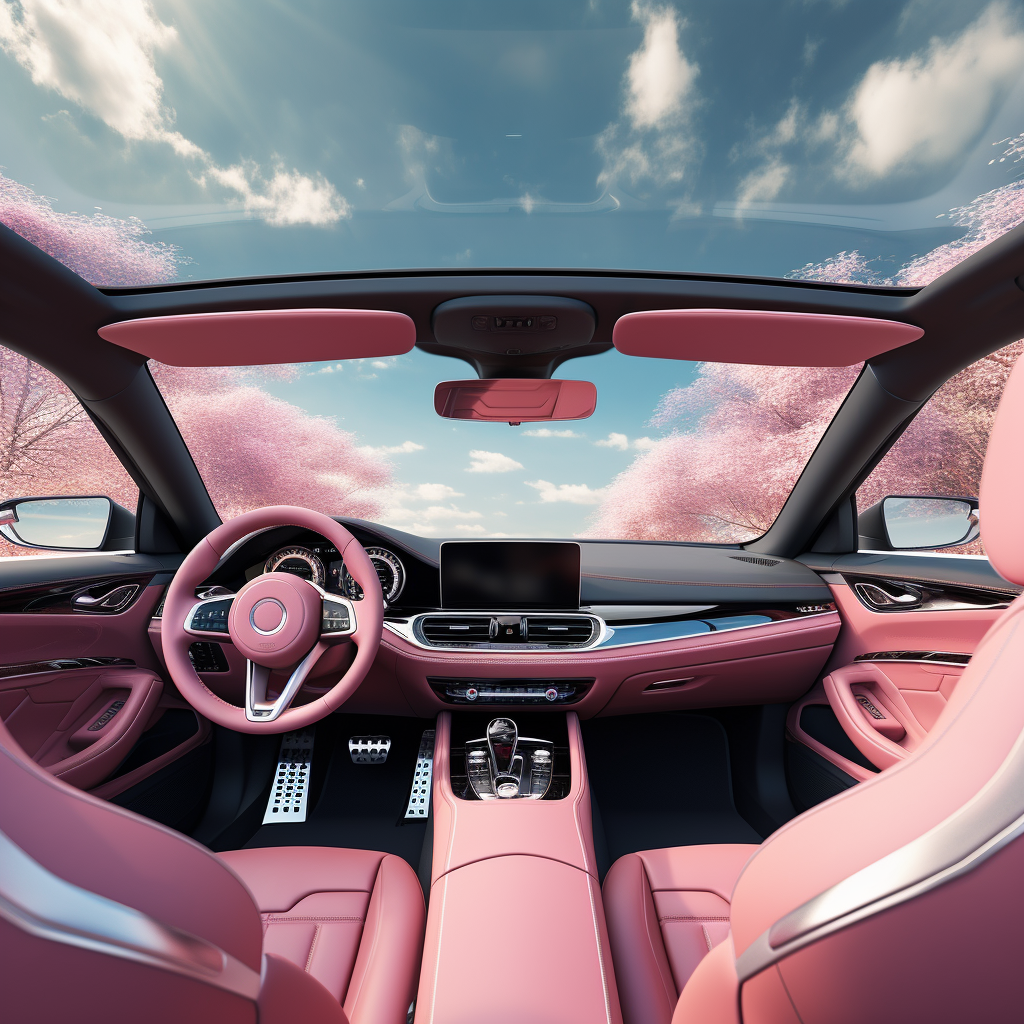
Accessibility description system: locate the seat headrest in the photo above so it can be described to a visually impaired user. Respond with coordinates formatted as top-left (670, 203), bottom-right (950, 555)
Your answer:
top-left (980, 354), bottom-right (1024, 585)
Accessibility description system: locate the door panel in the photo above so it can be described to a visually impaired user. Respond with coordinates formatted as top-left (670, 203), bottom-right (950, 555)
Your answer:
top-left (0, 552), bottom-right (209, 795)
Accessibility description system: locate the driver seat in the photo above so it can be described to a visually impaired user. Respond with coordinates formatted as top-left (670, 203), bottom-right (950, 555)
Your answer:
top-left (0, 716), bottom-right (425, 1024)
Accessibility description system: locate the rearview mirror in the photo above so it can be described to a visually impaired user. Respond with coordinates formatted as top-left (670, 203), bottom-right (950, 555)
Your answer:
top-left (0, 496), bottom-right (135, 551)
top-left (434, 378), bottom-right (597, 424)
top-left (858, 495), bottom-right (979, 551)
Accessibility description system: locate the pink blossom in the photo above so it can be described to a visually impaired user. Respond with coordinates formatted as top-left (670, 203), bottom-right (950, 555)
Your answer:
top-left (0, 173), bottom-right (181, 286)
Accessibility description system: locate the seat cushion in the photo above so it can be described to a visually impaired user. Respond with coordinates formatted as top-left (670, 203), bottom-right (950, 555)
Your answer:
top-left (603, 844), bottom-right (758, 1024)
top-left (220, 846), bottom-right (425, 1024)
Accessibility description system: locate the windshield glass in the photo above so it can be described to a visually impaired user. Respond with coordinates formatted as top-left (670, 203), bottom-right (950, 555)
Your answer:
top-left (152, 350), bottom-right (861, 542)
top-left (1, 1), bottom-right (1023, 287)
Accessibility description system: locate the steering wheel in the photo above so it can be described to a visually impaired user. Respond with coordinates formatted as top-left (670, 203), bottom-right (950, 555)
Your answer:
top-left (161, 506), bottom-right (384, 733)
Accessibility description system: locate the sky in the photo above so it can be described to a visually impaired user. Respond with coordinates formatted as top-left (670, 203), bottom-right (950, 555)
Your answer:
top-left (244, 347), bottom-right (702, 538)
top-left (2, 0), bottom-right (1024, 284)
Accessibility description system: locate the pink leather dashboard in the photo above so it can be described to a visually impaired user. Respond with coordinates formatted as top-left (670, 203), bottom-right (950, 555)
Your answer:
top-left (383, 612), bottom-right (840, 718)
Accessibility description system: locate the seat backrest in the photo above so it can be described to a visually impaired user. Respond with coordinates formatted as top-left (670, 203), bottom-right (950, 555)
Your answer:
top-left (675, 355), bottom-right (1024, 1024)
top-left (0, 714), bottom-right (344, 1023)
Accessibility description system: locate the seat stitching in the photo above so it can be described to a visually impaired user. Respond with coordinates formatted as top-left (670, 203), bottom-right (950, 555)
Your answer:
top-left (659, 915), bottom-right (731, 923)
top-left (305, 923), bottom-right (321, 973)
top-left (345, 858), bottom-right (386, 1018)
top-left (264, 921), bottom-right (364, 929)
top-left (702, 925), bottom-right (713, 953)
top-left (640, 859), bottom-right (677, 1014)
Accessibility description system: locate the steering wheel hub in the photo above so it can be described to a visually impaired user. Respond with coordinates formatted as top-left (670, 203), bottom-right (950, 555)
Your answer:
top-left (229, 574), bottom-right (321, 667)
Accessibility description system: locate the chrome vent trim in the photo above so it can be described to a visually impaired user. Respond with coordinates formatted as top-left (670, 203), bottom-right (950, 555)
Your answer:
top-left (390, 612), bottom-right (606, 652)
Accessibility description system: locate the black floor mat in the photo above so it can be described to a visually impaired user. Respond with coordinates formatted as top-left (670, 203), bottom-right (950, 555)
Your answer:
top-left (582, 712), bottom-right (762, 870)
top-left (243, 714), bottom-right (431, 872)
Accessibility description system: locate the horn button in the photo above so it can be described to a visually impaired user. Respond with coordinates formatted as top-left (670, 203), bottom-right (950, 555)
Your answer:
top-left (229, 574), bottom-right (323, 668)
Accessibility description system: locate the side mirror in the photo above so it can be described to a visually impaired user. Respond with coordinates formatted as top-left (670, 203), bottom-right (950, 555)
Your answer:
top-left (0, 496), bottom-right (136, 551)
top-left (858, 495), bottom-right (979, 551)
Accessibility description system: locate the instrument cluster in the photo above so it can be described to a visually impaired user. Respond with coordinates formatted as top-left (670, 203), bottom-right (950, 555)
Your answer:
top-left (261, 543), bottom-right (406, 604)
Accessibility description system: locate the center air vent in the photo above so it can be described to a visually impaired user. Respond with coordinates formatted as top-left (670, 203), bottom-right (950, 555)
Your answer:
top-left (420, 616), bottom-right (494, 645)
top-left (415, 613), bottom-right (599, 650)
top-left (729, 555), bottom-right (781, 567)
top-left (526, 617), bottom-right (595, 646)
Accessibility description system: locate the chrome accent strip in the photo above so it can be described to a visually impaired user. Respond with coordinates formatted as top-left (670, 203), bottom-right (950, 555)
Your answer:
top-left (854, 651), bottom-right (971, 667)
top-left (384, 610), bottom-right (836, 653)
top-left (737, 627), bottom-right (1024, 981)
top-left (249, 597), bottom-right (287, 636)
top-left (0, 827), bottom-right (260, 1000)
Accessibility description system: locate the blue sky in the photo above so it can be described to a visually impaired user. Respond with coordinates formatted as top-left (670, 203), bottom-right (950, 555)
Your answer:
top-left (258, 348), bottom-right (699, 538)
top-left (2, 0), bottom-right (1023, 284)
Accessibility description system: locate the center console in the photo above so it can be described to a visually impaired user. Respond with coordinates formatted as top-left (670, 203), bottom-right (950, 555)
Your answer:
top-left (415, 711), bottom-right (622, 1024)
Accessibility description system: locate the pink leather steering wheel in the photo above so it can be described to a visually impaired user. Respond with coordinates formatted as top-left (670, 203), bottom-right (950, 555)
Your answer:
top-left (161, 506), bottom-right (384, 733)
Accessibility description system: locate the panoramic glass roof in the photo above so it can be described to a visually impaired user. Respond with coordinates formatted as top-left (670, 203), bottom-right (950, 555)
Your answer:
top-left (1, 0), bottom-right (1023, 288)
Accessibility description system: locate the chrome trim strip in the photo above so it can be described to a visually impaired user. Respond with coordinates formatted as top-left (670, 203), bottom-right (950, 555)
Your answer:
top-left (854, 651), bottom-right (971, 667)
top-left (384, 610), bottom-right (836, 653)
top-left (737, 624), bottom-right (1024, 981)
top-left (0, 828), bottom-right (260, 1000)
top-left (245, 645), bottom-right (325, 723)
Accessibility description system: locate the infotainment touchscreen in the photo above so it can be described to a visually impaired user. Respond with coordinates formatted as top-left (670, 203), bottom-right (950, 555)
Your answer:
top-left (440, 541), bottom-right (581, 610)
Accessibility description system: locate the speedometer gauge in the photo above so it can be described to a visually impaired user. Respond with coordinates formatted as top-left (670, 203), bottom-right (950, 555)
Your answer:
top-left (264, 546), bottom-right (326, 587)
top-left (342, 547), bottom-right (405, 604)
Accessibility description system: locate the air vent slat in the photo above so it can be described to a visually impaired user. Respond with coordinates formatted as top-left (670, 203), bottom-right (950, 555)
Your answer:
top-left (421, 616), bottom-right (493, 645)
top-left (526, 616), bottom-right (595, 647)
top-left (417, 614), bottom-right (596, 649)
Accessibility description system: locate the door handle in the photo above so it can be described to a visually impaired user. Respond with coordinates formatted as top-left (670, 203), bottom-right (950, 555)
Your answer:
top-left (72, 584), bottom-right (140, 613)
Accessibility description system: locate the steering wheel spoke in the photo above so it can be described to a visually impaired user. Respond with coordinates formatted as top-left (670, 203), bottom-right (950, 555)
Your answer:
top-left (184, 594), bottom-right (235, 640)
top-left (317, 589), bottom-right (358, 643)
top-left (245, 643), bottom-right (328, 723)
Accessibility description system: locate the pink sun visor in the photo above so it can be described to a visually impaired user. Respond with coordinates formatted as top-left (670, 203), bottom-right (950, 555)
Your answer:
top-left (98, 308), bottom-right (417, 366)
top-left (612, 309), bottom-right (924, 367)
top-left (434, 378), bottom-right (597, 423)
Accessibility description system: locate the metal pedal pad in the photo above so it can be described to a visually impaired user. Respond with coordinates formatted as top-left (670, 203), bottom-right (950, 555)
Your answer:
top-left (262, 729), bottom-right (314, 824)
top-left (404, 729), bottom-right (435, 819)
top-left (349, 735), bottom-right (391, 764)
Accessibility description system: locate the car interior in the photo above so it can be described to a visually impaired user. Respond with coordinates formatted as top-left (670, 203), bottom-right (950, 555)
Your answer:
top-left (3, 4), bottom-right (1024, 1024)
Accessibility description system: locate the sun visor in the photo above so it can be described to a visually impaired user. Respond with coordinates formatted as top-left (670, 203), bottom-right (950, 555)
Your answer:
top-left (434, 378), bottom-right (597, 423)
top-left (97, 309), bottom-right (416, 366)
top-left (612, 309), bottom-right (923, 367)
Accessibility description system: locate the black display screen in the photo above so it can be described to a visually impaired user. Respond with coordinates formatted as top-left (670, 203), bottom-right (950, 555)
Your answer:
top-left (440, 541), bottom-right (581, 610)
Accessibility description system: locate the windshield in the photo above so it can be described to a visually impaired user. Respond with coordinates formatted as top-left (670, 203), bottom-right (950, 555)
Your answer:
top-left (1, 1), bottom-right (1023, 287)
top-left (152, 350), bottom-right (861, 542)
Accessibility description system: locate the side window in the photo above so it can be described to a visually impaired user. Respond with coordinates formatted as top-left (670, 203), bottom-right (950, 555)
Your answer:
top-left (0, 346), bottom-right (138, 556)
top-left (856, 340), bottom-right (1023, 555)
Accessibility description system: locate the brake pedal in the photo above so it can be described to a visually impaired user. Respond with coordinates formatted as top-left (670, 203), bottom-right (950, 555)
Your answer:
top-left (349, 735), bottom-right (391, 764)
top-left (404, 729), bottom-right (435, 819)
top-left (262, 729), bottom-right (314, 824)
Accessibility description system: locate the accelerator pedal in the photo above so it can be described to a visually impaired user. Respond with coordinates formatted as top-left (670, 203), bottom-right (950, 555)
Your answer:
top-left (404, 729), bottom-right (435, 820)
top-left (349, 735), bottom-right (391, 764)
top-left (262, 729), bottom-right (314, 824)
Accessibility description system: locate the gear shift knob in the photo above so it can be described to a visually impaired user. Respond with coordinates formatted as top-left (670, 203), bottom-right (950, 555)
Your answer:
top-left (487, 717), bottom-right (518, 775)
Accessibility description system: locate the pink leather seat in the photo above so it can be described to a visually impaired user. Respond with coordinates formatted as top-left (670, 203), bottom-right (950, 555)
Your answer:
top-left (0, 715), bottom-right (425, 1024)
top-left (604, 845), bottom-right (757, 1024)
top-left (605, 355), bottom-right (1024, 1024)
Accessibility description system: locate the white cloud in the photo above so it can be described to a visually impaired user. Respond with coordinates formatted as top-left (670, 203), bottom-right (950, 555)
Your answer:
top-left (391, 482), bottom-right (463, 501)
top-left (842, 3), bottom-right (1024, 180)
top-left (597, 1), bottom-right (702, 191)
top-left (626, 2), bottom-right (699, 130)
top-left (362, 441), bottom-right (425, 456)
top-left (313, 363), bottom-right (345, 375)
top-left (522, 428), bottom-right (583, 438)
top-left (466, 450), bottom-right (524, 473)
top-left (0, 0), bottom-right (349, 225)
top-left (596, 432), bottom-right (630, 451)
top-left (455, 523), bottom-right (487, 534)
top-left (371, 360), bottom-right (391, 370)
top-left (736, 157), bottom-right (791, 205)
top-left (526, 479), bottom-right (609, 504)
top-left (594, 432), bottom-right (655, 451)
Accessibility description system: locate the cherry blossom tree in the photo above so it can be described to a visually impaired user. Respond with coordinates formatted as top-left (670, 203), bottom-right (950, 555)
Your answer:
top-left (0, 354), bottom-right (393, 557)
top-left (0, 173), bottom-right (181, 286)
top-left (585, 342), bottom-right (1023, 545)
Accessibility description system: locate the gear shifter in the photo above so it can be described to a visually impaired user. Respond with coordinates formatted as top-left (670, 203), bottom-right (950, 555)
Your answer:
top-left (487, 717), bottom-right (518, 775)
